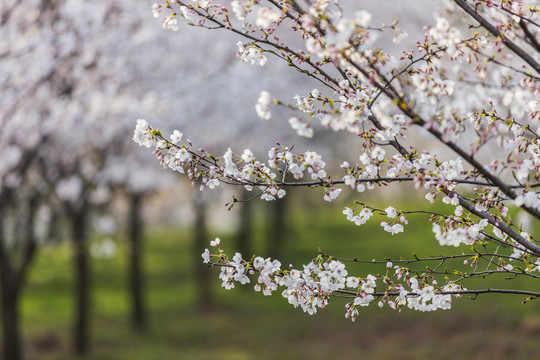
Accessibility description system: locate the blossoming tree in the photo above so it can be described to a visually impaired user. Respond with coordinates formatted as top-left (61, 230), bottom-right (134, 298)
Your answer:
top-left (2, 0), bottom-right (187, 358)
top-left (137, 0), bottom-right (540, 321)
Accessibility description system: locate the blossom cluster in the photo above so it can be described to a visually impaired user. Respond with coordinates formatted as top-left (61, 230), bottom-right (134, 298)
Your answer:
top-left (135, 119), bottom-right (339, 202)
top-left (143, 0), bottom-right (540, 313)
top-left (236, 41), bottom-right (267, 66)
top-left (202, 238), bottom-right (467, 320)
top-left (133, 117), bottom-right (538, 257)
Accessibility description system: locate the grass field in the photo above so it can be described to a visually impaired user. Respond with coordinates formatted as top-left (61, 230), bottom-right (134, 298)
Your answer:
top-left (19, 197), bottom-right (540, 359)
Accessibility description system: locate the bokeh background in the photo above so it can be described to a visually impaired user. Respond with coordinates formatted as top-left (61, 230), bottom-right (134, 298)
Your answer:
top-left (1, 1), bottom-right (539, 359)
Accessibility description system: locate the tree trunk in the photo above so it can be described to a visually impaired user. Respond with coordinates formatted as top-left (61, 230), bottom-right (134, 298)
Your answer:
top-left (72, 205), bottom-right (89, 356)
top-left (193, 197), bottom-right (212, 311)
top-left (266, 196), bottom-right (287, 259)
top-left (128, 193), bottom-right (146, 331)
top-left (0, 264), bottom-right (22, 360)
top-left (0, 195), bottom-right (38, 360)
top-left (236, 190), bottom-right (252, 258)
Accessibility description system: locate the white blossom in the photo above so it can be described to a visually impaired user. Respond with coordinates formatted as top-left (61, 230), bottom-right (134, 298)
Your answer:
top-left (237, 41), bottom-right (267, 66)
top-left (255, 91), bottom-right (273, 120)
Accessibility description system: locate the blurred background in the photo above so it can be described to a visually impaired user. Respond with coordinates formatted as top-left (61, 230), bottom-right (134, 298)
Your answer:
top-left (1, 1), bottom-right (539, 359)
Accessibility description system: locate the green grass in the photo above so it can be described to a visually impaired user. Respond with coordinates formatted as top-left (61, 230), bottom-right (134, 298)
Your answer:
top-left (17, 198), bottom-right (540, 359)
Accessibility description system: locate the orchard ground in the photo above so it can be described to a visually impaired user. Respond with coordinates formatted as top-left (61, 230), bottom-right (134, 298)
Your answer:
top-left (20, 197), bottom-right (540, 360)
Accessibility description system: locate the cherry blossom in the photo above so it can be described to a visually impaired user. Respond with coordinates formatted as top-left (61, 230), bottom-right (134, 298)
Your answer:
top-left (139, 0), bottom-right (540, 320)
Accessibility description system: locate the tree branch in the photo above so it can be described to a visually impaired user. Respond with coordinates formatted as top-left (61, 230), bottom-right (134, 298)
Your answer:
top-left (453, 0), bottom-right (540, 75)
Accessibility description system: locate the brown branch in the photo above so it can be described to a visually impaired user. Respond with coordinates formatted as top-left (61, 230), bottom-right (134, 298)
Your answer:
top-left (334, 288), bottom-right (540, 298)
top-left (321, 252), bottom-right (519, 264)
top-left (453, 0), bottom-right (540, 74)
top-left (519, 21), bottom-right (540, 53)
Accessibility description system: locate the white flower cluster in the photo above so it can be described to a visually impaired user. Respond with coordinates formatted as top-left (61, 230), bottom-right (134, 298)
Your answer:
top-left (500, 231), bottom-right (540, 274)
top-left (320, 86), bottom-right (372, 134)
top-left (236, 41), bottom-right (267, 66)
top-left (191, 0), bottom-right (211, 9)
top-left (318, 10), bottom-right (372, 53)
top-left (231, 1), bottom-right (250, 21)
top-left (438, 158), bottom-right (464, 181)
top-left (294, 93), bottom-right (316, 113)
top-left (380, 222), bottom-right (404, 235)
top-left (528, 259), bottom-right (540, 274)
top-left (255, 91), bottom-right (273, 120)
top-left (138, 0), bottom-right (540, 320)
top-left (133, 119), bottom-right (157, 148)
top-left (323, 188), bottom-right (342, 202)
top-left (340, 146), bottom-right (399, 193)
top-left (179, 6), bottom-right (194, 22)
top-left (406, 152), bottom-right (464, 185)
top-left (514, 191), bottom-right (540, 211)
top-left (288, 117), bottom-right (313, 138)
top-left (202, 239), bottom-right (467, 321)
top-left (132, 121), bottom-right (232, 185)
top-left (325, 17), bottom-right (356, 51)
top-left (286, 84), bottom-right (374, 139)
top-left (409, 60), bottom-right (455, 106)
top-left (204, 239), bottom-right (379, 317)
top-left (302, 151), bottom-right (327, 180)
top-left (392, 27), bottom-right (408, 44)
top-left (376, 114), bottom-right (406, 141)
top-left (344, 274), bottom-right (377, 321)
top-left (267, 147), bottom-right (328, 181)
top-left (343, 207), bottom-right (373, 226)
top-left (151, 3), bottom-right (164, 18)
top-left (202, 238), bottom-right (250, 290)
top-left (219, 252), bottom-right (250, 290)
top-left (255, 6), bottom-right (281, 28)
top-left (343, 206), bottom-right (406, 235)
top-left (280, 260), bottom-right (357, 315)
top-left (134, 121), bottom-right (342, 199)
top-left (427, 16), bottom-right (462, 57)
top-left (301, 6), bottom-right (378, 63)
top-left (221, 147), bottom-right (284, 200)
top-left (432, 219), bottom-right (488, 247)
top-left (402, 278), bottom-right (461, 312)
top-left (162, 14), bottom-right (179, 31)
